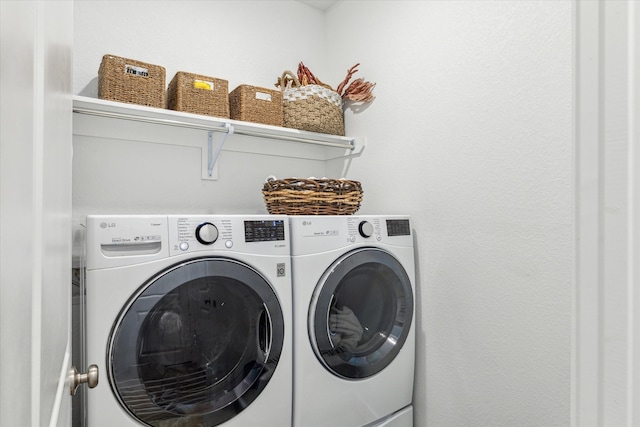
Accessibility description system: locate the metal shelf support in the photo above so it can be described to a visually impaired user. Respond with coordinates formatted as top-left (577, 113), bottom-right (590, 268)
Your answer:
top-left (208, 123), bottom-right (234, 177)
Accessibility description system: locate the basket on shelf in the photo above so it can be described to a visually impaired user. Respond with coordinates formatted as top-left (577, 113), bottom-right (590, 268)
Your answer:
top-left (262, 177), bottom-right (363, 215)
top-left (277, 70), bottom-right (345, 136)
top-left (167, 71), bottom-right (229, 118)
top-left (98, 54), bottom-right (166, 108)
top-left (229, 84), bottom-right (283, 127)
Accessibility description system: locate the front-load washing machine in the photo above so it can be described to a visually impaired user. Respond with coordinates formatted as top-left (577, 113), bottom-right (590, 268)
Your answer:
top-left (289, 215), bottom-right (415, 427)
top-left (84, 215), bottom-right (292, 427)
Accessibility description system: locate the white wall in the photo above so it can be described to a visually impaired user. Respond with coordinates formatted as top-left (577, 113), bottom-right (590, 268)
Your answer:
top-left (72, 0), bottom-right (330, 224)
top-left (73, 0), bottom-right (328, 96)
top-left (324, 1), bottom-right (573, 426)
top-left (73, 1), bottom-right (573, 426)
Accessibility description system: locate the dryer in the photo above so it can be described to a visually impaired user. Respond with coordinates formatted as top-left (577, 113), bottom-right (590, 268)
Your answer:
top-left (289, 215), bottom-right (415, 427)
top-left (84, 215), bottom-right (292, 427)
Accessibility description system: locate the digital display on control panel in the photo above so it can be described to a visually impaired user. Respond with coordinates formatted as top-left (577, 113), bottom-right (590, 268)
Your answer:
top-left (386, 219), bottom-right (411, 236)
top-left (244, 220), bottom-right (285, 242)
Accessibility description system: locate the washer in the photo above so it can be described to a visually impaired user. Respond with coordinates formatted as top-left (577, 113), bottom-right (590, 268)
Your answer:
top-left (289, 215), bottom-right (415, 427)
top-left (85, 215), bottom-right (292, 427)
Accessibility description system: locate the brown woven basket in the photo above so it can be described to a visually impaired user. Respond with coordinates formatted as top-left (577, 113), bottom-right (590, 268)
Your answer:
top-left (262, 178), bottom-right (362, 215)
top-left (229, 85), bottom-right (283, 127)
top-left (278, 70), bottom-right (344, 136)
top-left (167, 72), bottom-right (229, 118)
top-left (98, 54), bottom-right (166, 108)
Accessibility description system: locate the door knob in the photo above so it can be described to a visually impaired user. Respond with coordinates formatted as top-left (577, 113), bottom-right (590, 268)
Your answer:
top-left (69, 364), bottom-right (99, 396)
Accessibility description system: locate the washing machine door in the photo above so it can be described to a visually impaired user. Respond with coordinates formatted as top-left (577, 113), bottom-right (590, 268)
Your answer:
top-left (309, 247), bottom-right (413, 379)
top-left (108, 257), bottom-right (284, 426)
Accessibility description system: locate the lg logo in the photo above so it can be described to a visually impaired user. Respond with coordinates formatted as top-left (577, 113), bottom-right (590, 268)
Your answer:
top-left (302, 221), bottom-right (312, 226)
top-left (100, 222), bottom-right (116, 228)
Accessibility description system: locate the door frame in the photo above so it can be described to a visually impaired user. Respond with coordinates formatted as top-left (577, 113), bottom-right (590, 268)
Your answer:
top-left (572, 0), bottom-right (640, 425)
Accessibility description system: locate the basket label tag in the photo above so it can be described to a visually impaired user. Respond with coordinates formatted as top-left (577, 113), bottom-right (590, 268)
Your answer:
top-left (125, 64), bottom-right (148, 77)
top-left (255, 92), bottom-right (272, 102)
top-left (194, 80), bottom-right (214, 91)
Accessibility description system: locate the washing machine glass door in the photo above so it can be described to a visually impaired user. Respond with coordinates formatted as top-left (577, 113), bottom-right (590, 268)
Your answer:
top-left (108, 257), bottom-right (284, 426)
top-left (309, 248), bottom-right (413, 379)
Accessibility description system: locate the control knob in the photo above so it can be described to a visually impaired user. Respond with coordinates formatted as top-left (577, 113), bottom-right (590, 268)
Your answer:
top-left (195, 222), bottom-right (219, 245)
top-left (358, 221), bottom-right (374, 238)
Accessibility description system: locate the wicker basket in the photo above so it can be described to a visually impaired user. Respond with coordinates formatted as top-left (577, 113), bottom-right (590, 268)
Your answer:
top-left (98, 54), bottom-right (166, 108)
top-left (167, 72), bottom-right (230, 118)
top-left (278, 70), bottom-right (345, 136)
top-left (262, 178), bottom-right (362, 215)
top-left (229, 85), bottom-right (283, 127)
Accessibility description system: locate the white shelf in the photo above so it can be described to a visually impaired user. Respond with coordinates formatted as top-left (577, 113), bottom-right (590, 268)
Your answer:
top-left (72, 96), bottom-right (364, 180)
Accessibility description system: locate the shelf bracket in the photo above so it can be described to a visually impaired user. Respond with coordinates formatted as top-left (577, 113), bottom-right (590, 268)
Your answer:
top-left (206, 123), bottom-right (234, 179)
top-left (324, 136), bottom-right (366, 160)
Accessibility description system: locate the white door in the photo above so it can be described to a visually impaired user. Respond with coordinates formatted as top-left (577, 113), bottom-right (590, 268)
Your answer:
top-left (0, 1), bottom-right (74, 426)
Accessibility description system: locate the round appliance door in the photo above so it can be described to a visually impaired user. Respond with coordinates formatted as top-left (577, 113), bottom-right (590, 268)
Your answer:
top-left (309, 248), bottom-right (413, 379)
top-left (108, 257), bottom-right (284, 426)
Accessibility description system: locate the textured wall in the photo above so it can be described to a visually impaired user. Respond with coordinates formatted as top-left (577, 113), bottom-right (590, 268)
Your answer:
top-left (325, 2), bottom-right (573, 426)
top-left (73, 0), bottom-right (328, 97)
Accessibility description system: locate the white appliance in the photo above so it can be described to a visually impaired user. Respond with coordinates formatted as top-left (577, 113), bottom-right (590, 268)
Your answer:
top-left (84, 215), bottom-right (292, 427)
top-left (289, 215), bottom-right (416, 427)
top-left (365, 406), bottom-right (413, 427)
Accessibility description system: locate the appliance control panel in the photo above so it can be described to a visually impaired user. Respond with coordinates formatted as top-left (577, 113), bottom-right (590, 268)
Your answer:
top-left (86, 214), bottom-right (290, 268)
top-left (244, 220), bottom-right (286, 242)
top-left (347, 218), bottom-right (383, 241)
top-left (288, 215), bottom-right (412, 255)
top-left (167, 215), bottom-right (289, 256)
top-left (386, 219), bottom-right (411, 236)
